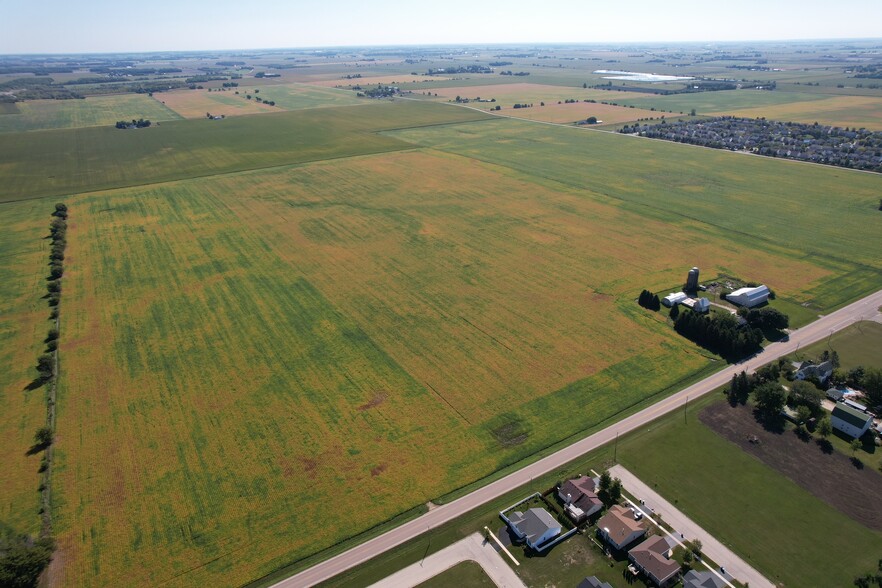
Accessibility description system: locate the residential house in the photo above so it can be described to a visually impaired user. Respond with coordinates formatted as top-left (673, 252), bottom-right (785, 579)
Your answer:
top-left (726, 285), bottom-right (770, 308)
top-left (597, 504), bottom-right (646, 550)
top-left (682, 570), bottom-right (727, 588)
top-left (578, 577), bottom-right (614, 588)
top-left (507, 507), bottom-right (561, 551)
top-left (558, 476), bottom-right (603, 523)
top-left (831, 402), bottom-right (873, 439)
top-left (628, 535), bottom-right (680, 587)
top-left (795, 360), bottom-right (833, 384)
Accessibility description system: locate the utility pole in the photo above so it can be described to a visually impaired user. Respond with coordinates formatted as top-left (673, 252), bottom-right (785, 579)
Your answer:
top-left (684, 396), bottom-right (689, 424)
top-left (614, 432), bottom-right (619, 462)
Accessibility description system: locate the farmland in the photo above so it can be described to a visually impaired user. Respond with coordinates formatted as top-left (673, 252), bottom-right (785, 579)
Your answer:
top-left (156, 89), bottom-right (279, 118)
top-left (0, 42), bottom-right (881, 588)
top-left (0, 95), bottom-right (181, 133)
top-left (719, 94), bottom-right (882, 130)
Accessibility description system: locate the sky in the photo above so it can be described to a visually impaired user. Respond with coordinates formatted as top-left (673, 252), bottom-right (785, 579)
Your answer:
top-left (2, 0), bottom-right (882, 54)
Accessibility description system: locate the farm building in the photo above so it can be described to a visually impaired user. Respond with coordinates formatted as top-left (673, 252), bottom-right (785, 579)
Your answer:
top-left (682, 297), bottom-right (710, 313)
top-left (597, 504), bottom-right (646, 550)
top-left (579, 577), bottom-right (614, 588)
top-left (628, 535), bottom-right (680, 587)
top-left (726, 285), bottom-right (770, 308)
top-left (506, 507), bottom-right (562, 551)
top-left (558, 476), bottom-right (603, 523)
top-left (830, 402), bottom-right (873, 439)
top-left (683, 570), bottom-right (727, 588)
top-left (663, 292), bottom-right (688, 307)
top-left (795, 360), bottom-right (833, 384)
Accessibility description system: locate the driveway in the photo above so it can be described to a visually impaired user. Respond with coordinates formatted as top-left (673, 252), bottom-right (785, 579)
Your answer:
top-left (609, 465), bottom-right (774, 588)
top-left (368, 532), bottom-right (525, 588)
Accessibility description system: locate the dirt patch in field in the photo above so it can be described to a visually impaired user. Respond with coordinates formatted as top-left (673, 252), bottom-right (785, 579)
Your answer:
top-left (700, 402), bottom-right (882, 530)
top-left (370, 464), bottom-right (387, 477)
top-left (357, 392), bottom-right (387, 411)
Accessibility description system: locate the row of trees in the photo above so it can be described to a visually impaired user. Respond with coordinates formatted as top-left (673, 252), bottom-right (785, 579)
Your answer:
top-left (114, 118), bottom-right (151, 129)
top-left (739, 306), bottom-right (789, 330)
top-left (637, 289), bottom-right (661, 311)
top-left (674, 311), bottom-right (764, 360)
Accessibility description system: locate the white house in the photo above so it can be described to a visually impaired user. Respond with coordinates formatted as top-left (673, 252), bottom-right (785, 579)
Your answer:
top-left (830, 402), bottom-right (873, 439)
top-left (726, 285), bottom-right (770, 308)
top-left (662, 292), bottom-right (688, 307)
top-left (795, 360), bottom-right (833, 384)
top-left (507, 507), bottom-right (561, 550)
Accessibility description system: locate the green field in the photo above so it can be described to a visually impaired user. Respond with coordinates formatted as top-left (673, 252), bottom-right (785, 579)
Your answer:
top-left (617, 397), bottom-right (882, 587)
top-left (597, 88), bottom-right (828, 115)
top-left (795, 320), bottom-right (882, 370)
top-left (1, 44), bottom-right (881, 588)
top-left (0, 95), bottom-right (181, 133)
top-left (0, 101), bottom-right (490, 202)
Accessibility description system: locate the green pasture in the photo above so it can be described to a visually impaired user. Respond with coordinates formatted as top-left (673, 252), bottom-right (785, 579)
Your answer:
top-left (0, 100), bottom-right (491, 202)
top-left (617, 397), bottom-right (882, 588)
top-left (0, 95), bottom-right (181, 133)
top-left (387, 118), bottom-right (882, 290)
top-left (595, 88), bottom-right (827, 115)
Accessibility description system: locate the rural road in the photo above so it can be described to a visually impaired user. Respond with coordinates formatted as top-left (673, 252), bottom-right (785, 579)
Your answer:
top-left (272, 289), bottom-right (882, 588)
top-left (609, 465), bottom-right (773, 588)
top-left (367, 532), bottom-right (525, 588)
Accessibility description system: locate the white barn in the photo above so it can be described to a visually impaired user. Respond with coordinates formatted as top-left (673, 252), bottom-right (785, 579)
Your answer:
top-left (662, 292), bottom-right (688, 307)
top-left (726, 285), bottom-right (770, 308)
top-left (830, 402), bottom-right (873, 439)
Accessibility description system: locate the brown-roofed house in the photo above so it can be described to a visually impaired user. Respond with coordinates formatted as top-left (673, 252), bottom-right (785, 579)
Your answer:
top-left (628, 535), bottom-right (680, 587)
top-left (596, 504), bottom-right (646, 550)
top-left (558, 476), bottom-right (603, 523)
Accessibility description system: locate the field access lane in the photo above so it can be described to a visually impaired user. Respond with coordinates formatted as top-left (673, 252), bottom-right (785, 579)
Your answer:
top-left (273, 289), bottom-right (882, 588)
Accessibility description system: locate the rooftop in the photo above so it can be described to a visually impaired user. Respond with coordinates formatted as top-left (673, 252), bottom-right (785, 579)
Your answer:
top-left (832, 402), bottom-right (873, 429)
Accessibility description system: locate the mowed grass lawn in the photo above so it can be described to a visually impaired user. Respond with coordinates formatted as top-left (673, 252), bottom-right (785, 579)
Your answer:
top-left (0, 200), bottom-right (57, 542)
top-left (0, 100), bottom-right (490, 202)
top-left (387, 118), bottom-right (882, 307)
top-left (617, 397), bottom-right (882, 587)
top-left (0, 95), bottom-right (181, 133)
top-left (54, 150), bottom-right (733, 586)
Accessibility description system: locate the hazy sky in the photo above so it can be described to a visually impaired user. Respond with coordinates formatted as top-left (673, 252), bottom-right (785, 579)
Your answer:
top-left (3, 0), bottom-right (881, 54)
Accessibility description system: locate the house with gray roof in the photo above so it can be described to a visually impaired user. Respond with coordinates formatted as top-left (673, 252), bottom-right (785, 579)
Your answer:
top-left (628, 535), bottom-right (680, 587)
top-left (795, 360), bottom-right (833, 384)
top-left (831, 402), bottom-right (873, 439)
top-left (507, 507), bottom-right (561, 551)
top-left (683, 570), bottom-right (727, 588)
top-left (578, 576), bottom-right (614, 588)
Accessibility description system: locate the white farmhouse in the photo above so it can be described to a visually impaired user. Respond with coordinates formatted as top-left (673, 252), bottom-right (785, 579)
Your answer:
top-left (830, 402), bottom-right (873, 439)
top-left (726, 285), bottom-right (770, 308)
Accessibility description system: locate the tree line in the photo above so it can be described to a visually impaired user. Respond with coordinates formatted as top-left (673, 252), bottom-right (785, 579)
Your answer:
top-left (674, 310), bottom-right (764, 361)
top-left (637, 289), bottom-right (661, 311)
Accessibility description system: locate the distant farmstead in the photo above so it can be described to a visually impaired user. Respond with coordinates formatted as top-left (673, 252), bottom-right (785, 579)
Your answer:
top-left (726, 285), bottom-right (770, 308)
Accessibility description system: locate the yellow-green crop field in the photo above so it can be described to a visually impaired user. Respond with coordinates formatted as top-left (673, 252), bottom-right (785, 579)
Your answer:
top-left (156, 89), bottom-right (279, 118)
top-left (0, 95), bottom-right (181, 133)
top-left (1, 95), bottom-right (880, 588)
top-left (717, 94), bottom-right (882, 130)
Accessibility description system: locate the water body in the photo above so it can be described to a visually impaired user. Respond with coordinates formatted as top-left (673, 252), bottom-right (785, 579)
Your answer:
top-left (593, 69), bottom-right (694, 82)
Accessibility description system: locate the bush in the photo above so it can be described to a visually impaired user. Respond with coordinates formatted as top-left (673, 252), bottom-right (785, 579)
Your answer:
top-left (0, 537), bottom-right (55, 588)
top-left (36, 354), bottom-right (53, 379)
top-left (34, 427), bottom-right (52, 447)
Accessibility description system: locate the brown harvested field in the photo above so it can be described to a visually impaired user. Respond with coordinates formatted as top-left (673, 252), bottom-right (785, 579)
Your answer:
top-left (716, 95), bottom-right (882, 130)
top-left (700, 402), bottom-right (882, 530)
top-left (311, 74), bottom-right (448, 88)
top-left (501, 101), bottom-right (665, 125)
top-left (155, 89), bottom-right (278, 118)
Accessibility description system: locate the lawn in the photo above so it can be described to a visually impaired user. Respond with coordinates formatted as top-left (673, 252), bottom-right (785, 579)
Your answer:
top-left (616, 396), bottom-right (882, 588)
top-left (794, 320), bottom-right (882, 370)
top-left (417, 561), bottom-right (495, 587)
top-left (0, 100), bottom-right (490, 202)
top-left (0, 95), bottom-right (181, 133)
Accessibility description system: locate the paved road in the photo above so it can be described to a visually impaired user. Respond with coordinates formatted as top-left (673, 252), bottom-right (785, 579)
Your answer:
top-left (610, 465), bottom-right (773, 588)
top-left (368, 533), bottom-right (525, 588)
top-left (273, 289), bottom-right (882, 588)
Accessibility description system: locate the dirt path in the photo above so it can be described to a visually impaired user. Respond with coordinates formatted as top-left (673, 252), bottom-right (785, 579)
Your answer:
top-left (700, 402), bottom-right (882, 530)
top-left (368, 532), bottom-right (525, 588)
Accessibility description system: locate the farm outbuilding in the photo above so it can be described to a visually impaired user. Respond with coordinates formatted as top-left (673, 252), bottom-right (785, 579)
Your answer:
top-left (663, 292), bottom-right (688, 307)
top-left (830, 402), bottom-right (873, 439)
top-left (726, 285), bottom-right (770, 308)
